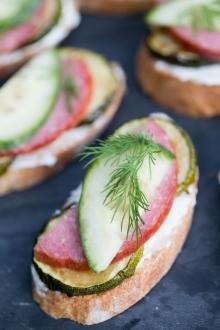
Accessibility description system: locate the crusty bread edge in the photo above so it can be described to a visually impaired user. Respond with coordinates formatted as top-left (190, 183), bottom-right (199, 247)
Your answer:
top-left (79, 0), bottom-right (152, 15)
top-left (0, 63), bottom-right (126, 196)
top-left (136, 43), bottom-right (220, 117)
top-left (0, 0), bottom-right (80, 76)
top-left (32, 182), bottom-right (196, 325)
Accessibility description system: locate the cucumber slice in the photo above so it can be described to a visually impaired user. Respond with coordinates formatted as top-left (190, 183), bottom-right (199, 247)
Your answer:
top-left (0, 0), bottom-right (38, 31)
top-left (79, 130), bottom-right (174, 273)
top-left (0, 157), bottom-right (12, 176)
top-left (154, 117), bottom-right (197, 194)
top-left (60, 49), bottom-right (118, 120)
top-left (147, 29), bottom-right (212, 67)
top-left (117, 116), bottom-right (197, 194)
top-left (33, 246), bottom-right (143, 296)
top-left (0, 50), bottom-right (60, 151)
top-left (146, 0), bottom-right (220, 31)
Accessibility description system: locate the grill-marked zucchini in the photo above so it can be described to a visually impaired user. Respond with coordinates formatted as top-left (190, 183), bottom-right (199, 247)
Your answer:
top-left (0, 157), bottom-right (12, 176)
top-left (33, 247), bottom-right (143, 296)
top-left (80, 95), bottom-right (115, 125)
top-left (147, 29), bottom-right (212, 67)
top-left (154, 117), bottom-right (197, 194)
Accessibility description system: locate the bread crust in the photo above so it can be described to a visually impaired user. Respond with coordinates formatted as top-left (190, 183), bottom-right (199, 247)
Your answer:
top-left (32, 186), bottom-right (195, 325)
top-left (79, 0), bottom-right (152, 15)
top-left (136, 43), bottom-right (220, 117)
top-left (0, 0), bottom-right (80, 77)
top-left (0, 63), bottom-right (125, 196)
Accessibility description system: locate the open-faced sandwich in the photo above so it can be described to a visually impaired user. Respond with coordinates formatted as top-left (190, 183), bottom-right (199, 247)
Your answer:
top-left (137, 0), bottom-right (220, 117)
top-left (32, 113), bottom-right (198, 325)
top-left (0, 48), bottom-right (125, 196)
top-left (79, 0), bottom-right (156, 15)
top-left (0, 0), bottom-right (80, 76)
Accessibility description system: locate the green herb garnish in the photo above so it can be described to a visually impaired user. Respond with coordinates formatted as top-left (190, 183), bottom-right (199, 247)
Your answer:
top-left (180, 1), bottom-right (220, 31)
top-left (82, 134), bottom-right (174, 240)
top-left (63, 75), bottom-right (77, 113)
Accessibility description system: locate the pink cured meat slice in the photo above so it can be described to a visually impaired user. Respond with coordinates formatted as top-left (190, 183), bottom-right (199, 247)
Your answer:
top-left (35, 207), bottom-right (86, 269)
top-left (170, 27), bottom-right (220, 61)
top-left (34, 119), bottom-right (177, 270)
top-left (0, 1), bottom-right (49, 54)
top-left (0, 57), bottom-right (93, 157)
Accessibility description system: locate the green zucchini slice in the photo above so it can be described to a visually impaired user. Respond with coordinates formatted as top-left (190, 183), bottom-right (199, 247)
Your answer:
top-left (147, 29), bottom-right (212, 67)
top-left (0, 50), bottom-right (60, 151)
top-left (153, 116), bottom-right (197, 194)
top-left (33, 246), bottom-right (143, 296)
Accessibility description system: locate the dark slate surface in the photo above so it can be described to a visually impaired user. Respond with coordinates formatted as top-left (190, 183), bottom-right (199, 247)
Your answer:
top-left (0, 14), bottom-right (220, 330)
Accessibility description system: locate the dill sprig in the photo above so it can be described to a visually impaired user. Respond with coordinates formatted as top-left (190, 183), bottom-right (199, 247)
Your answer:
top-left (63, 75), bottom-right (77, 112)
top-left (179, 1), bottom-right (220, 31)
top-left (81, 133), bottom-right (174, 240)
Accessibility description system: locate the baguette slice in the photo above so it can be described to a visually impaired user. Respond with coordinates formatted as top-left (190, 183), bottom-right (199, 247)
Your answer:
top-left (79, 0), bottom-right (153, 15)
top-left (136, 43), bottom-right (220, 117)
top-left (0, 0), bottom-right (80, 77)
top-left (0, 62), bottom-right (126, 196)
top-left (32, 182), bottom-right (197, 325)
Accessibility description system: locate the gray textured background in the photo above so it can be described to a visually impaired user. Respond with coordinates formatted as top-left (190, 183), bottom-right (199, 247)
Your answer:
top-left (0, 14), bottom-right (220, 330)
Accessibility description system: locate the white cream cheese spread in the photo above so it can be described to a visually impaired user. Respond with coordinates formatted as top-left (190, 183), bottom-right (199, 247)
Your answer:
top-left (155, 59), bottom-right (220, 86)
top-left (137, 184), bottom-right (197, 268)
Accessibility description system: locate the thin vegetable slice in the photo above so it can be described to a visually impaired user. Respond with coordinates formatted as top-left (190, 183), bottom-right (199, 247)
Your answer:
top-left (33, 246), bottom-right (143, 296)
top-left (0, 50), bottom-right (60, 151)
top-left (147, 28), bottom-right (212, 67)
top-left (154, 117), bottom-right (197, 194)
top-left (0, 157), bottom-right (12, 176)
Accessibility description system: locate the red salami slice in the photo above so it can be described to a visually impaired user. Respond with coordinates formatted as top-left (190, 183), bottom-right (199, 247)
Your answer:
top-left (34, 120), bottom-right (177, 270)
top-left (170, 27), bottom-right (220, 61)
top-left (0, 56), bottom-right (93, 157)
top-left (0, 1), bottom-right (50, 54)
top-left (34, 207), bottom-right (86, 270)
top-left (139, 119), bottom-right (173, 151)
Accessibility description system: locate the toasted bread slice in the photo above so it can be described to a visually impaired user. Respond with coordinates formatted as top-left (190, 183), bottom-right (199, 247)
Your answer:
top-left (0, 63), bottom-right (125, 196)
top-left (136, 43), bottom-right (220, 117)
top-left (32, 182), bottom-right (197, 325)
top-left (0, 0), bottom-right (80, 77)
top-left (79, 0), bottom-right (152, 15)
